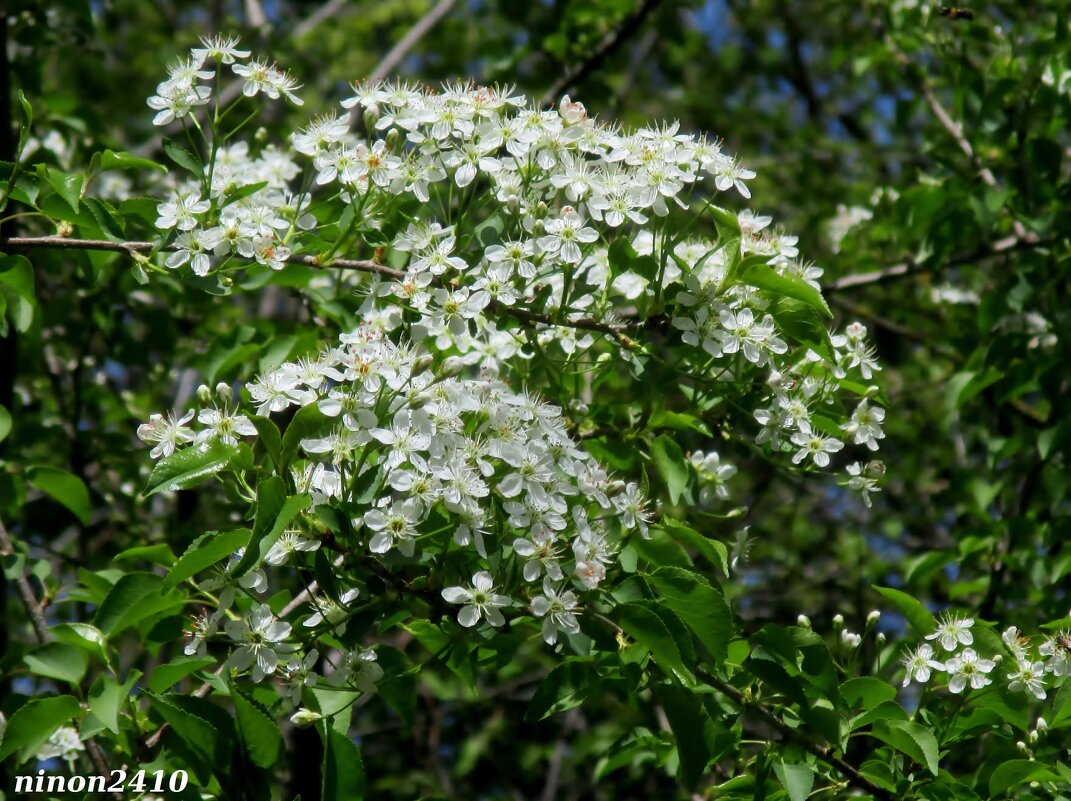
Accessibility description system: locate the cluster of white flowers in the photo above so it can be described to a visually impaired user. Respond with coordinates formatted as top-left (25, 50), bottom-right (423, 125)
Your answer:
top-left (142, 38), bottom-right (885, 505)
top-left (144, 326), bottom-right (652, 683)
top-left (688, 449), bottom-right (737, 504)
top-left (35, 726), bottom-right (85, 767)
top-left (901, 614), bottom-right (1069, 699)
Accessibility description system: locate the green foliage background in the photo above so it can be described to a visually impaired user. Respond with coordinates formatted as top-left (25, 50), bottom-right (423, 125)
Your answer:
top-left (1, 1), bottom-right (1070, 799)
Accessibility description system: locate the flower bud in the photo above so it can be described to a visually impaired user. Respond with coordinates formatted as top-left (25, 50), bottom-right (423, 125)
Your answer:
top-left (57, 220), bottom-right (75, 238)
top-left (832, 614), bottom-right (844, 629)
top-left (1015, 740), bottom-right (1028, 753)
top-left (385, 128), bottom-right (400, 150)
top-left (797, 614), bottom-right (811, 629)
top-left (438, 356), bottom-right (464, 378)
top-left (1028, 728), bottom-right (1038, 744)
top-left (215, 382), bottom-right (232, 401)
top-left (196, 384), bottom-right (212, 403)
top-left (290, 709), bottom-right (323, 728)
top-left (1036, 717), bottom-right (1048, 733)
top-left (876, 632), bottom-right (887, 645)
top-left (363, 106), bottom-right (380, 131)
top-left (559, 95), bottom-right (588, 125)
top-left (254, 126), bottom-right (268, 143)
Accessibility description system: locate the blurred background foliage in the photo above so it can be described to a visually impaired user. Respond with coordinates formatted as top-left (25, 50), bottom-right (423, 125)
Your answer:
top-left (2, 0), bottom-right (1069, 798)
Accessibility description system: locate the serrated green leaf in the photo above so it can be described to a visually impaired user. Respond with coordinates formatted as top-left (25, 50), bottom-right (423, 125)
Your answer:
top-left (232, 681), bottom-right (284, 768)
top-left (655, 681), bottom-right (715, 789)
top-left (773, 761), bottom-right (814, 801)
top-left (989, 759), bottom-right (1061, 796)
top-left (163, 528), bottom-right (251, 592)
top-left (615, 601), bottom-right (694, 685)
top-left (250, 416), bottom-right (283, 471)
top-left (650, 434), bottom-right (689, 505)
top-left (145, 440), bottom-right (241, 495)
top-left (740, 261), bottom-right (831, 317)
top-left (94, 572), bottom-right (185, 637)
top-left (24, 642), bottom-right (88, 685)
top-left (99, 149), bottom-right (167, 173)
top-left (870, 719), bottom-right (939, 776)
top-left (648, 567), bottom-right (732, 665)
top-left (163, 139), bottom-right (205, 178)
top-left (147, 657), bottom-right (217, 694)
top-left (321, 725), bottom-right (365, 800)
top-left (50, 622), bottom-right (112, 669)
top-left (88, 671), bottom-right (141, 734)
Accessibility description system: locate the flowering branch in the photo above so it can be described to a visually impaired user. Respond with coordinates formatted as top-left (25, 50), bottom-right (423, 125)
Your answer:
top-left (0, 235), bottom-right (637, 337)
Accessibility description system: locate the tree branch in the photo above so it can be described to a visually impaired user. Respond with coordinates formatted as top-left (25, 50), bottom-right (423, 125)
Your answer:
top-left (697, 667), bottom-right (897, 801)
top-left (0, 515), bottom-right (49, 644)
top-left (539, 0), bottom-right (665, 109)
top-left (367, 0), bottom-right (457, 85)
top-left (825, 234), bottom-right (1050, 292)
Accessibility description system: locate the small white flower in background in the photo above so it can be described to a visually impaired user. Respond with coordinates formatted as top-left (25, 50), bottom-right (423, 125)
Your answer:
top-left (840, 630), bottom-right (862, 649)
top-left (442, 571), bottom-right (511, 627)
top-left (1007, 659), bottom-right (1047, 700)
top-left (790, 429), bottom-right (844, 468)
top-left (328, 648), bottom-right (383, 692)
top-left (944, 648), bottom-right (996, 693)
top-left (36, 726), bottom-right (85, 767)
top-left (926, 612), bottom-right (975, 651)
top-left (841, 399), bottom-right (885, 451)
top-left (282, 650), bottom-right (319, 704)
top-left (183, 608), bottom-right (215, 657)
top-left (225, 604), bottom-right (292, 682)
top-left (302, 587), bottom-right (361, 631)
top-left (265, 529), bottom-right (321, 566)
top-left (1001, 626), bottom-right (1030, 662)
top-left (136, 409), bottom-right (195, 458)
top-left (1039, 632), bottom-right (1071, 676)
top-left (531, 578), bottom-right (581, 645)
top-left (900, 643), bottom-right (945, 687)
top-left (192, 34), bottom-right (251, 65)
top-left (729, 527), bottom-right (752, 574)
top-left (845, 461), bottom-right (881, 508)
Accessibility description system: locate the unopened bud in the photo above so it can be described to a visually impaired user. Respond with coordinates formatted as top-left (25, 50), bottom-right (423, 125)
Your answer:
top-left (254, 126), bottom-right (268, 144)
top-left (832, 614), bottom-right (845, 629)
top-left (196, 384), bottom-right (212, 403)
top-left (363, 106), bottom-right (380, 131)
top-left (1028, 729), bottom-right (1038, 744)
top-left (290, 709), bottom-right (322, 728)
top-left (866, 610), bottom-right (881, 628)
top-left (438, 356), bottom-right (464, 377)
top-left (56, 220), bottom-right (75, 238)
top-left (385, 128), bottom-right (400, 150)
top-left (1036, 717), bottom-right (1048, 733)
top-left (216, 382), bottom-right (232, 401)
top-left (412, 355), bottom-right (434, 374)
top-left (797, 615), bottom-right (811, 629)
top-left (1015, 740), bottom-right (1028, 753)
top-left (876, 632), bottom-right (887, 645)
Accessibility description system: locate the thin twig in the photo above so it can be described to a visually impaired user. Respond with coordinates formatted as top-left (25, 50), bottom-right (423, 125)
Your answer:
top-left (0, 515), bottom-right (49, 643)
top-left (826, 234), bottom-right (1048, 292)
top-left (697, 667), bottom-right (897, 801)
top-left (293, 0), bottom-right (351, 39)
top-left (539, 0), bottom-right (665, 108)
top-left (367, 0), bottom-right (457, 85)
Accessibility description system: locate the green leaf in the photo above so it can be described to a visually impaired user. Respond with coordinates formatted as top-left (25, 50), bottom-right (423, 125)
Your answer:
top-left (280, 403), bottom-right (332, 471)
top-left (988, 759), bottom-right (1061, 796)
top-left (163, 528), bottom-right (251, 592)
top-left (24, 642), bottom-right (88, 685)
top-left (39, 165), bottom-right (82, 212)
top-left (321, 725), bottom-right (366, 801)
top-left (28, 466), bottom-right (91, 525)
top-left (658, 519), bottom-right (729, 575)
top-left (148, 657), bottom-right (217, 694)
top-left (163, 139), bottom-right (205, 178)
top-left (0, 254), bottom-right (37, 334)
top-left (655, 681), bottom-right (715, 789)
top-left (872, 586), bottom-right (937, 635)
top-left (147, 693), bottom-right (219, 772)
top-left (615, 601), bottom-right (694, 685)
top-left (648, 567), bottom-right (732, 665)
top-left (250, 416), bottom-right (283, 471)
top-left (98, 149), bottom-right (167, 173)
top-left (0, 695), bottom-right (81, 762)
top-left (88, 671), bottom-right (141, 734)
top-left (870, 719), bottom-right (939, 776)
top-left (94, 572), bottom-right (185, 637)
top-left (650, 434), bottom-right (689, 504)
top-left (765, 296), bottom-right (833, 360)
top-left (145, 440), bottom-right (241, 495)
top-left (114, 543), bottom-right (176, 566)
top-left (839, 677), bottom-right (897, 711)
top-left (740, 261), bottom-right (831, 317)
top-left (773, 761), bottom-right (814, 801)
top-left (232, 682), bottom-right (285, 769)
top-left (0, 404), bottom-right (11, 444)
top-left (234, 481), bottom-right (309, 577)
top-left (50, 622), bottom-right (112, 669)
